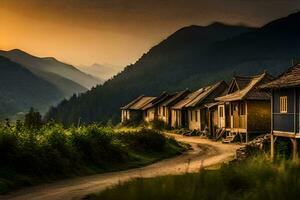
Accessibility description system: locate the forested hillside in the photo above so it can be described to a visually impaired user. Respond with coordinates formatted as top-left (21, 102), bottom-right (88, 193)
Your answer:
top-left (0, 56), bottom-right (63, 118)
top-left (45, 23), bottom-right (254, 125)
top-left (46, 11), bottom-right (300, 125)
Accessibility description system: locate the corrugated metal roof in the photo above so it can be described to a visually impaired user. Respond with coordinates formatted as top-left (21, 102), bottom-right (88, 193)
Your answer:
top-left (260, 63), bottom-right (300, 89)
top-left (216, 72), bottom-right (273, 102)
top-left (121, 96), bottom-right (156, 110)
top-left (185, 82), bottom-right (224, 107)
top-left (172, 81), bottom-right (225, 109)
top-left (160, 90), bottom-right (190, 107)
top-left (204, 102), bottom-right (219, 108)
top-left (141, 92), bottom-right (169, 110)
top-left (171, 92), bottom-right (199, 110)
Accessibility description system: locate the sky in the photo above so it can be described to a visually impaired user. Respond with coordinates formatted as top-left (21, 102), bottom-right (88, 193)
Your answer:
top-left (1, 0), bottom-right (300, 69)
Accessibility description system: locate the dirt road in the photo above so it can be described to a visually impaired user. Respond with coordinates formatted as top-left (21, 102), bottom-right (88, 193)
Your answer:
top-left (1, 134), bottom-right (241, 200)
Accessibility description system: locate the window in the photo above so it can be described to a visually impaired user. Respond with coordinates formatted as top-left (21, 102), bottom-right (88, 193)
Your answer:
top-left (280, 96), bottom-right (288, 113)
top-left (163, 106), bottom-right (166, 116)
top-left (219, 107), bottom-right (224, 118)
top-left (195, 111), bottom-right (198, 122)
top-left (190, 111), bottom-right (193, 121)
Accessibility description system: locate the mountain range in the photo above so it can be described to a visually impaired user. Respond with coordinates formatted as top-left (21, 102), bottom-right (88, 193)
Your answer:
top-left (25, 11), bottom-right (300, 124)
top-left (78, 63), bottom-right (120, 81)
top-left (0, 49), bottom-right (102, 119)
top-left (0, 56), bottom-right (63, 118)
top-left (0, 49), bottom-right (101, 90)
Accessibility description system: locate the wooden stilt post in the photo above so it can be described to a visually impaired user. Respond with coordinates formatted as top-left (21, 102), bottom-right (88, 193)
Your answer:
top-left (271, 134), bottom-right (275, 160)
top-left (291, 138), bottom-right (298, 161)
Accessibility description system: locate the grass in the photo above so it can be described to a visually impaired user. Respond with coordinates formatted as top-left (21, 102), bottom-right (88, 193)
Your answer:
top-left (0, 123), bottom-right (186, 194)
top-left (87, 156), bottom-right (300, 200)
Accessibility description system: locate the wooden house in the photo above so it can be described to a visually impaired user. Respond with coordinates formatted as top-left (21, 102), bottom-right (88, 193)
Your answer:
top-left (120, 95), bottom-right (156, 124)
top-left (260, 63), bottom-right (300, 160)
top-left (136, 90), bottom-right (190, 126)
top-left (154, 90), bottom-right (190, 126)
top-left (215, 72), bottom-right (273, 142)
top-left (141, 92), bottom-right (169, 122)
top-left (171, 81), bottom-right (228, 135)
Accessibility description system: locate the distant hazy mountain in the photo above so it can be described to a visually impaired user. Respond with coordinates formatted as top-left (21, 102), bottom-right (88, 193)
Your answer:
top-left (0, 56), bottom-right (63, 119)
top-left (45, 11), bottom-right (300, 125)
top-left (0, 49), bottom-right (101, 90)
top-left (78, 63), bottom-right (120, 81)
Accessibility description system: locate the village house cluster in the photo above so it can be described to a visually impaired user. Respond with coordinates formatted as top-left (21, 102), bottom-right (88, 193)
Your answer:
top-left (121, 63), bottom-right (300, 159)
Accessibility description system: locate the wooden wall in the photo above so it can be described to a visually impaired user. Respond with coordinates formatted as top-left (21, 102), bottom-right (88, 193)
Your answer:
top-left (247, 100), bottom-right (271, 133)
top-left (157, 106), bottom-right (171, 125)
top-left (144, 108), bottom-right (155, 122)
top-left (188, 108), bottom-right (201, 130)
top-left (272, 88), bottom-right (299, 133)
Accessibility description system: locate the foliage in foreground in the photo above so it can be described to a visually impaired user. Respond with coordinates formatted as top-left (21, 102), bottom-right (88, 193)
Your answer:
top-left (0, 123), bottom-right (185, 194)
top-left (88, 157), bottom-right (300, 200)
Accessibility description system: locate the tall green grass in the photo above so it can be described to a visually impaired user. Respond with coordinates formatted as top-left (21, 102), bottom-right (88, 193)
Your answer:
top-left (88, 157), bottom-right (300, 200)
top-left (0, 123), bottom-right (185, 194)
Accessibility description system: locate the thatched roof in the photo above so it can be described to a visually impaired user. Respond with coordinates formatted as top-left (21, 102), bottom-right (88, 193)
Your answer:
top-left (216, 72), bottom-right (273, 102)
top-left (260, 63), bottom-right (300, 89)
top-left (121, 95), bottom-right (156, 110)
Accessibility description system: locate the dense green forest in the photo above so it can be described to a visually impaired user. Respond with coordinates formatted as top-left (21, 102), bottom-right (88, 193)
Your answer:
top-left (87, 157), bottom-right (300, 200)
top-left (46, 11), bottom-right (300, 126)
top-left (0, 114), bottom-right (185, 194)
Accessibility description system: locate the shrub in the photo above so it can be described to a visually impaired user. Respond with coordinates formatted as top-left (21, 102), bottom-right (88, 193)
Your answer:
top-left (150, 119), bottom-right (168, 130)
top-left (0, 123), bottom-right (185, 193)
top-left (120, 128), bottom-right (166, 151)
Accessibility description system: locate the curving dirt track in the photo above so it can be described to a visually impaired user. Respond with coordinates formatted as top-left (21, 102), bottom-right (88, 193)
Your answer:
top-left (1, 134), bottom-right (242, 200)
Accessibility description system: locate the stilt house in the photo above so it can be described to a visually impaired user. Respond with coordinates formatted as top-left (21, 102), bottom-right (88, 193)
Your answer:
top-left (215, 72), bottom-right (273, 142)
top-left (260, 63), bottom-right (300, 160)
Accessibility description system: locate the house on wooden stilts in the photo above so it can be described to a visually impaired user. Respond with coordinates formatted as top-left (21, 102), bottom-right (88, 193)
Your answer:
top-left (215, 72), bottom-right (273, 143)
top-left (261, 63), bottom-right (300, 160)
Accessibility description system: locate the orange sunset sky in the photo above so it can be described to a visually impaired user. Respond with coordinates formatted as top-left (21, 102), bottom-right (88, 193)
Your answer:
top-left (1, 0), bottom-right (300, 69)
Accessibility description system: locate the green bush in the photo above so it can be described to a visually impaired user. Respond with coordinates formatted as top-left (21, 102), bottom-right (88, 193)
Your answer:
top-left (0, 123), bottom-right (184, 193)
top-left (150, 119), bottom-right (168, 130)
top-left (120, 128), bottom-right (166, 151)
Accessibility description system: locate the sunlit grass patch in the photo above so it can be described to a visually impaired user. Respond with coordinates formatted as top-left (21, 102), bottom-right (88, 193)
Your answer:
top-left (87, 157), bottom-right (300, 200)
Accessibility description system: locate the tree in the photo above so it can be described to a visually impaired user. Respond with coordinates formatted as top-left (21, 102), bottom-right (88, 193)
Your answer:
top-left (24, 107), bottom-right (43, 129)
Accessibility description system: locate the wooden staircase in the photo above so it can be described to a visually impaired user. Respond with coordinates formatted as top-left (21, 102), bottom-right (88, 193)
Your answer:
top-left (215, 128), bottom-right (226, 141)
top-left (222, 133), bottom-right (237, 143)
